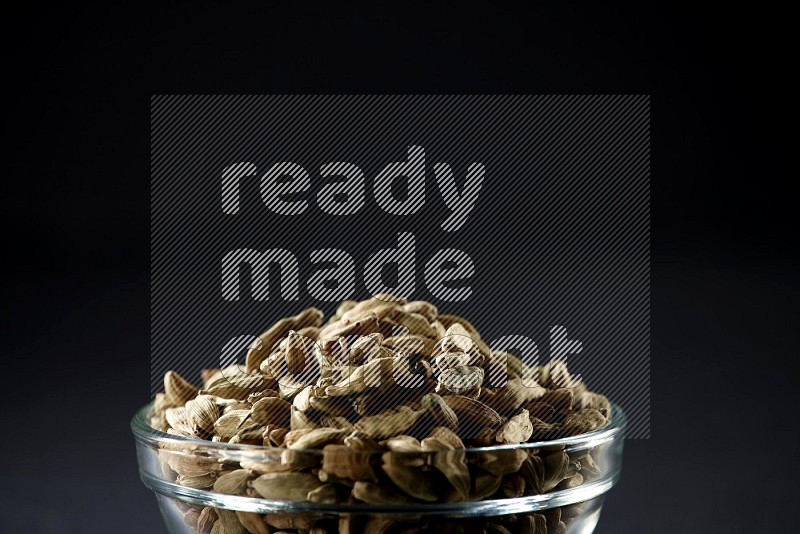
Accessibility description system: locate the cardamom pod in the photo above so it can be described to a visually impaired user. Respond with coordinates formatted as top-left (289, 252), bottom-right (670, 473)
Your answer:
top-left (352, 480), bottom-right (414, 505)
top-left (216, 509), bottom-right (246, 534)
top-left (322, 443), bottom-right (378, 482)
top-left (421, 393), bottom-right (459, 432)
top-left (287, 427), bottom-right (347, 450)
top-left (496, 409), bottom-right (533, 444)
top-left (442, 395), bottom-right (504, 437)
top-left (381, 451), bottom-right (439, 501)
top-left (561, 408), bottom-right (607, 436)
top-left (213, 469), bottom-right (250, 494)
top-left (235, 511), bottom-right (269, 534)
top-left (250, 472), bottom-right (322, 501)
top-left (185, 395), bottom-right (219, 435)
top-left (246, 308), bottom-right (324, 373)
top-left (164, 371), bottom-right (198, 405)
top-left (421, 437), bottom-right (470, 499)
top-left (354, 406), bottom-right (424, 439)
top-left (250, 396), bottom-right (292, 427)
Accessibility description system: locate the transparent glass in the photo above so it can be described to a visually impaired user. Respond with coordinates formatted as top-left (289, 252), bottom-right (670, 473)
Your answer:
top-left (132, 404), bottom-right (625, 533)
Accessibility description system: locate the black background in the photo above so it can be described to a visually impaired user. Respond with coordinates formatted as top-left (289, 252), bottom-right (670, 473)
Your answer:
top-left (1, 3), bottom-right (795, 533)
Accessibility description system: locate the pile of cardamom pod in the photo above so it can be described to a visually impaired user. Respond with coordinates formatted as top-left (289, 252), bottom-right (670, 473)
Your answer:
top-left (150, 296), bottom-right (612, 534)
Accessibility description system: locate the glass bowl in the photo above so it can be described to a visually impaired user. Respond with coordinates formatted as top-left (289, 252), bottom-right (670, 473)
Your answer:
top-left (133, 403), bottom-right (624, 534)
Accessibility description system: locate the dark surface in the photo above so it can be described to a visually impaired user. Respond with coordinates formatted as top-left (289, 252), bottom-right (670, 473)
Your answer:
top-left (1, 3), bottom-right (795, 533)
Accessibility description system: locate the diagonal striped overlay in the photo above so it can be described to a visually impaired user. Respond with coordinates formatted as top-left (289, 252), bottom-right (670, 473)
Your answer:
top-left (151, 95), bottom-right (650, 438)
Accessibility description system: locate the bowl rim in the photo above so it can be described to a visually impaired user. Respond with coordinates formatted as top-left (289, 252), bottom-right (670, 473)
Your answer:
top-left (131, 402), bottom-right (625, 454)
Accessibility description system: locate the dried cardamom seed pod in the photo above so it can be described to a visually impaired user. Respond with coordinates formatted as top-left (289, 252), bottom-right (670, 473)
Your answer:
top-left (442, 395), bottom-right (504, 437)
top-left (165, 406), bottom-right (193, 435)
top-left (441, 323), bottom-right (477, 353)
top-left (561, 408), bottom-right (607, 436)
top-left (430, 320), bottom-right (447, 339)
top-left (196, 507), bottom-right (217, 534)
top-left (496, 409), bottom-right (533, 444)
top-left (176, 472), bottom-right (217, 489)
top-left (322, 443), bottom-right (378, 482)
top-left (164, 371), bottom-right (198, 406)
top-left (202, 373), bottom-right (270, 401)
top-left (352, 480), bottom-right (414, 504)
top-left (266, 426), bottom-right (289, 447)
top-left (239, 459), bottom-right (296, 475)
top-left (283, 330), bottom-right (309, 375)
top-left (542, 451), bottom-right (570, 491)
top-left (185, 395), bottom-right (219, 435)
top-left (235, 423), bottom-right (267, 443)
top-left (354, 406), bottom-right (425, 439)
top-left (250, 396), bottom-right (292, 427)
top-left (345, 333), bottom-right (383, 363)
top-left (246, 307), bottom-right (324, 373)
top-left (250, 472), bottom-right (323, 501)
top-left (282, 428), bottom-right (315, 447)
top-left (421, 393), bottom-right (459, 431)
top-left (287, 427), bottom-right (347, 450)
top-left (216, 509), bottom-right (246, 534)
top-left (325, 356), bottom-right (394, 396)
top-left (421, 437), bottom-right (471, 499)
top-left (436, 366), bottom-right (483, 397)
top-left (277, 375), bottom-right (307, 399)
top-left (213, 469), bottom-right (250, 494)
top-left (213, 409), bottom-right (250, 439)
top-left (183, 509), bottom-right (201, 530)
top-left (166, 452), bottom-right (221, 477)
top-left (381, 452), bottom-right (439, 501)
top-left (235, 511), bottom-right (269, 534)
top-left (519, 454), bottom-right (545, 494)
top-left (538, 361), bottom-right (581, 390)
top-left (438, 315), bottom-right (490, 355)
top-left (433, 352), bottom-right (471, 373)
